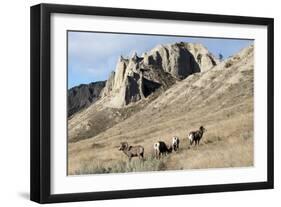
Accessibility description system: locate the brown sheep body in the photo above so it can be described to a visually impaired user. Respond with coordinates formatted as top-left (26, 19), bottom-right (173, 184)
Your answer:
top-left (118, 142), bottom-right (144, 161)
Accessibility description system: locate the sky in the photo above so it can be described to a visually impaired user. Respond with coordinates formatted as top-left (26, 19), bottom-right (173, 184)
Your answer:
top-left (68, 31), bottom-right (253, 88)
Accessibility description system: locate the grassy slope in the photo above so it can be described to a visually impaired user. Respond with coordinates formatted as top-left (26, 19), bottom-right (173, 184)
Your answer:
top-left (68, 46), bottom-right (254, 175)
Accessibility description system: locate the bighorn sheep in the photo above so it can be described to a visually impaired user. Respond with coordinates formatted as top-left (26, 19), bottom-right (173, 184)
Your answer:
top-left (188, 126), bottom-right (207, 146)
top-left (154, 141), bottom-right (172, 159)
top-left (172, 136), bottom-right (180, 151)
top-left (118, 142), bottom-right (144, 161)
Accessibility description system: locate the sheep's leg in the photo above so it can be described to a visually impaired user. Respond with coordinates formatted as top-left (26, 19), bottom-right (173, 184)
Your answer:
top-left (191, 139), bottom-right (195, 146)
top-left (196, 140), bottom-right (199, 149)
top-left (139, 153), bottom-right (144, 161)
top-left (193, 140), bottom-right (197, 149)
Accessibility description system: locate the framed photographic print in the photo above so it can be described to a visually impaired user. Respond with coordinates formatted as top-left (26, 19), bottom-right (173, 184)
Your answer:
top-left (30, 3), bottom-right (274, 203)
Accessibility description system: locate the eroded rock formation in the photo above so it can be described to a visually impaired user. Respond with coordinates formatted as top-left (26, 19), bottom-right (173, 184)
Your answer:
top-left (102, 42), bottom-right (218, 107)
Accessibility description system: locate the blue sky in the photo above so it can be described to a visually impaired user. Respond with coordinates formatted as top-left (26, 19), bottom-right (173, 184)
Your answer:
top-left (68, 31), bottom-right (253, 88)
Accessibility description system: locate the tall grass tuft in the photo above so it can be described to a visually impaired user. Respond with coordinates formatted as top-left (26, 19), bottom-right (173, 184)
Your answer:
top-left (74, 156), bottom-right (167, 175)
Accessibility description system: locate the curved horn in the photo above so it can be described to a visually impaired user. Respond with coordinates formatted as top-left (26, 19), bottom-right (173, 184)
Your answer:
top-left (123, 142), bottom-right (129, 149)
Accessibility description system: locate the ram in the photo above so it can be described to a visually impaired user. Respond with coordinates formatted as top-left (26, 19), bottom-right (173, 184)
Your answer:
top-left (188, 126), bottom-right (207, 146)
top-left (172, 136), bottom-right (180, 151)
top-left (154, 141), bottom-right (172, 159)
top-left (118, 142), bottom-right (144, 161)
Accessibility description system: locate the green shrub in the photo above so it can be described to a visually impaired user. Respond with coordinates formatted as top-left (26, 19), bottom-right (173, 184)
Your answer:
top-left (74, 156), bottom-right (167, 175)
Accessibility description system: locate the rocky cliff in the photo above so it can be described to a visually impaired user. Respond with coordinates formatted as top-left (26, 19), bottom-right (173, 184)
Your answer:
top-left (102, 42), bottom-right (218, 107)
top-left (68, 81), bottom-right (106, 117)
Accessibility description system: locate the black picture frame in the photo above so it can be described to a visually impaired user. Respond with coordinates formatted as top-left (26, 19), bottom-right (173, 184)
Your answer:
top-left (30, 3), bottom-right (274, 204)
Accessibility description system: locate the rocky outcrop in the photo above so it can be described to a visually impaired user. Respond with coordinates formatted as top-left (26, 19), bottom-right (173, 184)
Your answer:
top-left (68, 81), bottom-right (106, 117)
top-left (183, 42), bottom-right (218, 72)
top-left (146, 42), bottom-right (201, 79)
top-left (102, 42), bottom-right (218, 107)
top-left (124, 73), bottom-right (142, 104)
top-left (102, 71), bottom-right (115, 96)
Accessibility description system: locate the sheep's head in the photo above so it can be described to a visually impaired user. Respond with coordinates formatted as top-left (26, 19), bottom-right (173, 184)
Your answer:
top-left (119, 142), bottom-right (129, 151)
top-left (200, 126), bottom-right (207, 132)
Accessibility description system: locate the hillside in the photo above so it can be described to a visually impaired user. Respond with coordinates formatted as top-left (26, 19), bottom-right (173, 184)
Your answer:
top-left (68, 81), bottom-right (106, 117)
top-left (68, 44), bottom-right (254, 175)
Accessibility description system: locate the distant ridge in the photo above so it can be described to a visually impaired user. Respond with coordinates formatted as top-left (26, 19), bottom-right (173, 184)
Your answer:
top-left (68, 81), bottom-right (106, 117)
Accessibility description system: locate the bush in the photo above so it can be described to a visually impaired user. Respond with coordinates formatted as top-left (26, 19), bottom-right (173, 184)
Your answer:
top-left (74, 156), bottom-right (167, 175)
